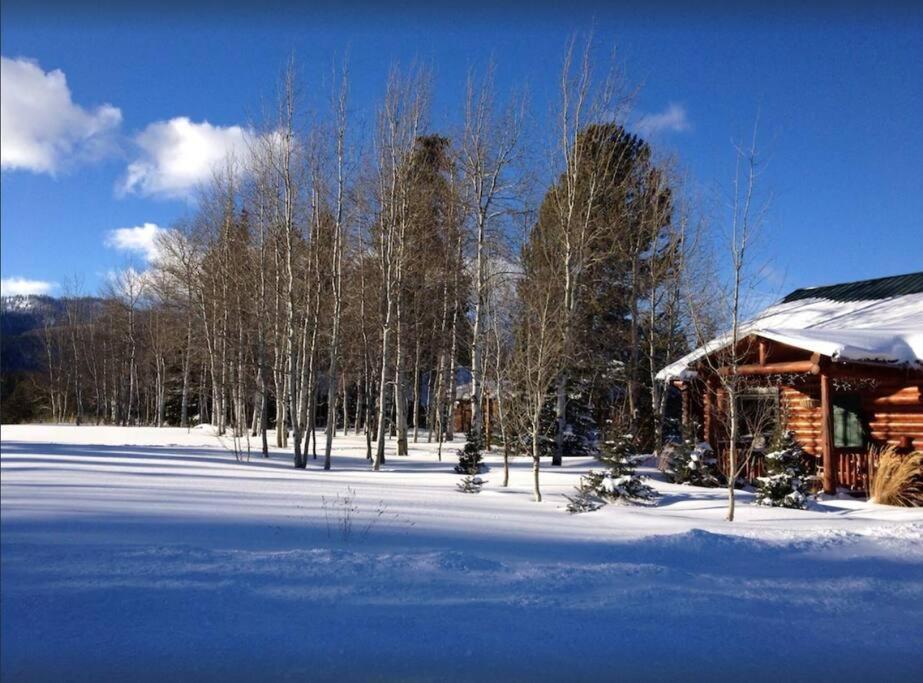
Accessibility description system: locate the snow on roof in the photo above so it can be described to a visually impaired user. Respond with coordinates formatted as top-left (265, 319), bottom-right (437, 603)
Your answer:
top-left (657, 273), bottom-right (923, 381)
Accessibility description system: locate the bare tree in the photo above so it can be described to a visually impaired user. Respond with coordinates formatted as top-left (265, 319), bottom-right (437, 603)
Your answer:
top-left (459, 64), bottom-right (522, 436)
top-left (372, 65), bottom-right (428, 469)
top-left (511, 238), bottom-right (565, 502)
top-left (689, 120), bottom-right (769, 522)
top-left (323, 58), bottom-right (350, 470)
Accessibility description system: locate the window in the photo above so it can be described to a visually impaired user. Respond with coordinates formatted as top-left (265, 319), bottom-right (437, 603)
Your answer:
top-left (833, 393), bottom-right (865, 448)
top-left (737, 388), bottom-right (779, 451)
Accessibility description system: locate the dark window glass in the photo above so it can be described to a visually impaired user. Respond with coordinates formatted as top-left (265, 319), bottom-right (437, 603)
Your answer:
top-left (833, 393), bottom-right (865, 448)
top-left (737, 389), bottom-right (779, 450)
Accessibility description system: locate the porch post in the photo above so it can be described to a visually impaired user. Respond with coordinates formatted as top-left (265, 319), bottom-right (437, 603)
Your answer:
top-left (820, 369), bottom-right (836, 494)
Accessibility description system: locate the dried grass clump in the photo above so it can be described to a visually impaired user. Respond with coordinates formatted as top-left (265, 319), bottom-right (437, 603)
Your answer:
top-left (869, 446), bottom-right (923, 507)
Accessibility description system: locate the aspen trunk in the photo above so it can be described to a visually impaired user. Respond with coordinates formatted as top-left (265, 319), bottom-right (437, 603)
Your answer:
top-left (532, 417), bottom-right (542, 503)
top-left (552, 373), bottom-right (566, 466)
top-left (341, 375), bottom-right (349, 436)
top-left (374, 304), bottom-right (393, 469)
top-left (411, 338), bottom-right (421, 443)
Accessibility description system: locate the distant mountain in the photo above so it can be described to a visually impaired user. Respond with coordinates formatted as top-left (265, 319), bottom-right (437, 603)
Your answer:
top-left (2, 297), bottom-right (56, 373)
top-left (1, 294), bottom-right (67, 315)
top-left (1, 295), bottom-right (104, 373)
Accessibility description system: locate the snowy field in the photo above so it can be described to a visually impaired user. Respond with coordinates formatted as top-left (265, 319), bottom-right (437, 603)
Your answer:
top-left (2, 425), bottom-right (922, 682)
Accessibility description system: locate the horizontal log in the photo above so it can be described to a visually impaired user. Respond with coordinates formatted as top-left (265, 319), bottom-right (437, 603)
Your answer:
top-left (870, 431), bottom-right (923, 440)
top-left (785, 405), bottom-right (819, 412)
top-left (869, 414), bottom-right (923, 424)
top-left (719, 361), bottom-right (820, 376)
top-left (890, 384), bottom-right (923, 396)
top-left (786, 414), bottom-right (820, 422)
top-left (825, 364), bottom-right (923, 381)
top-left (869, 408), bottom-right (923, 417)
top-left (787, 416), bottom-right (820, 424)
top-left (877, 437), bottom-right (923, 448)
top-left (869, 417), bottom-right (923, 427)
top-left (869, 393), bottom-right (923, 406)
top-left (789, 429), bottom-right (821, 438)
top-left (783, 393), bottom-right (816, 401)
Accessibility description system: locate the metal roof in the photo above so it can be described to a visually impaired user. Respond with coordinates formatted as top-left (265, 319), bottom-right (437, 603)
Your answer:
top-left (782, 271), bottom-right (923, 303)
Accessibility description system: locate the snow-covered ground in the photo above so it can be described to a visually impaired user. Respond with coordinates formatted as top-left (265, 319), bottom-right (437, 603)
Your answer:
top-left (2, 425), bottom-right (922, 682)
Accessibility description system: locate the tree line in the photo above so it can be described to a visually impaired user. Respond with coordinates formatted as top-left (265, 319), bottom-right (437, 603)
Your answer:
top-left (30, 38), bottom-right (715, 500)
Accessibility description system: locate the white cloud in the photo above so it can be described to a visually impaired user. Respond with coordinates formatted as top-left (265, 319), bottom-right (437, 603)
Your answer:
top-left (635, 103), bottom-right (691, 137)
top-left (1, 277), bottom-right (58, 296)
top-left (120, 117), bottom-right (253, 198)
top-left (105, 222), bottom-right (166, 262)
top-left (1, 56), bottom-right (122, 174)
top-left (105, 266), bottom-right (154, 300)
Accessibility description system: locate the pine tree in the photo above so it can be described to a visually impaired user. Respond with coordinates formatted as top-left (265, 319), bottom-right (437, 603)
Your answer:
top-left (538, 380), bottom-right (600, 460)
top-left (455, 426), bottom-right (486, 475)
top-left (566, 434), bottom-right (658, 512)
top-left (755, 430), bottom-right (814, 508)
top-left (456, 475), bottom-right (485, 493)
top-left (666, 422), bottom-right (721, 487)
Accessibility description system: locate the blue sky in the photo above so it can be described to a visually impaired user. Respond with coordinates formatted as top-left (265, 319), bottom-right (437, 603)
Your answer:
top-left (2, 1), bottom-right (921, 298)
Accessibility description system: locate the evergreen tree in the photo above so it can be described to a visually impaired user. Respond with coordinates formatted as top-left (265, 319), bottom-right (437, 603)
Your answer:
top-left (666, 423), bottom-right (721, 487)
top-left (566, 434), bottom-right (658, 512)
top-left (456, 475), bottom-right (485, 493)
top-left (537, 380), bottom-right (600, 459)
top-left (455, 426), bottom-right (486, 475)
top-left (521, 123), bottom-right (678, 456)
top-left (755, 431), bottom-right (814, 508)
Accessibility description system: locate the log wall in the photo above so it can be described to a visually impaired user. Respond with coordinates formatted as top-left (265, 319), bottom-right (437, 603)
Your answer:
top-left (711, 381), bottom-right (923, 491)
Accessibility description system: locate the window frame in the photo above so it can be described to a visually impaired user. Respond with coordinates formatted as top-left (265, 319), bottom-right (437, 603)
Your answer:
top-left (736, 387), bottom-right (780, 452)
top-left (832, 392), bottom-right (866, 449)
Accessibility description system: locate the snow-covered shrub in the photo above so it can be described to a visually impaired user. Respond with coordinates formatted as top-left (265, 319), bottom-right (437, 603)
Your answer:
top-left (457, 475), bottom-right (485, 494)
top-left (455, 426), bottom-right (486, 475)
top-left (668, 435), bottom-right (721, 487)
top-left (566, 434), bottom-right (658, 513)
top-left (755, 431), bottom-right (814, 509)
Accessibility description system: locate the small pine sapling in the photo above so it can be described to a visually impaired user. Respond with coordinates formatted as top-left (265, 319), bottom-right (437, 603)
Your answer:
top-left (566, 434), bottom-right (658, 513)
top-left (667, 423), bottom-right (721, 487)
top-left (455, 426), bottom-right (486, 475)
top-left (564, 487), bottom-right (604, 513)
top-left (457, 475), bottom-right (485, 494)
top-left (755, 430), bottom-right (815, 509)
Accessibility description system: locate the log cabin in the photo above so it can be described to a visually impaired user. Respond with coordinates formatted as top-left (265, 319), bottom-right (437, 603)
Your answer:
top-left (657, 272), bottom-right (923, 494)
top-left (453, 379), bottom-right (500, 446)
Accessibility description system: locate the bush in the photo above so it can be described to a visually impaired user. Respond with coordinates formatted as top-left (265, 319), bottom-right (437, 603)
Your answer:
top-left (455, 426), bottom-right (486, 475)
top-left (870, 447), bottom-right (923, 507)
top-left (755, 431), bottom-right (815, 509)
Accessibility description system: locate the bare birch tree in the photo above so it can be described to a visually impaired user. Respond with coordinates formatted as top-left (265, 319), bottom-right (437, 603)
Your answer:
top-left (459, 64), bottom-right (523, 436)
top-left (689, 120), bottom-right (769, 522)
